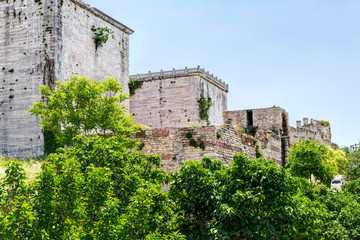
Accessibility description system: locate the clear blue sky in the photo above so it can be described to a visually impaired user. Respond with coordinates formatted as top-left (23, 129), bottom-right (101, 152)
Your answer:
top-left (86, 0), bottom-right (360, 147)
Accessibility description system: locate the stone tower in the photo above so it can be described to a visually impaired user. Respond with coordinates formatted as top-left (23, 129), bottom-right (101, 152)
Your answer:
top-left (130, 66), bottom-right (229, 128)
top-left (0, 0), bottom-right (133, 158)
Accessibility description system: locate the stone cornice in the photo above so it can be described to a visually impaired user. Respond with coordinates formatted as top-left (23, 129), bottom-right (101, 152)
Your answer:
top-left (69, 0), bottom-right (134, 35)
top-left (130, 66), bottom-right (229, 92)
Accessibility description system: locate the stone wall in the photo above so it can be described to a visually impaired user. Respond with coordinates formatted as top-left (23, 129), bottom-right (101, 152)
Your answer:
top-left (224, 107), bottom-right (289, 132)
top-left (224, 107), bottom-right (290, 166)
top-left (58, 0), bottom-right (131, 91)
top-left (0, 0), bottom-right (132, 158)
top-left (130, 67), bottom-right (228, 129)
top-left (290, 118), bottom-right (335, 147)
top-left (136, 124), bottom-right (283, 173)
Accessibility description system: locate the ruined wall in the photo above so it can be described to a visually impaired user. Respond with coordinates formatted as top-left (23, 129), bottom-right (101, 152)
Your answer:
top-left (0, 0), bottom-right (132, 158)
top-left (224, 107), bottom-right (288, 131)
top-left (130, 67), bottom-right (228, 128)
top-left (136, 124), bottom-right (283, 173)
top-left (290, 118), bottom-right (334, 147)
top-left (224, 107), bottom-right (290, 166)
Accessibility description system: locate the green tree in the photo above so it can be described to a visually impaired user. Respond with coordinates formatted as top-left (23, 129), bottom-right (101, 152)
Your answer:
top-left (32, 135), bottom-right (180, 239)
top-left (324, 145), bottom-right (347, 175)
top-left (29, 75), bottom-right (139, 152)
top-left (287, 139), bottom-right (335, 185)
top-left (345, 145), bottom-right (360, 180)
top-left (169, 157), bottom-right (224, 239)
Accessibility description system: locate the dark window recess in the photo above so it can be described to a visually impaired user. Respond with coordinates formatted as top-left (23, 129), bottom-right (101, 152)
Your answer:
top-left (246, 110), bottom-right (253, 127)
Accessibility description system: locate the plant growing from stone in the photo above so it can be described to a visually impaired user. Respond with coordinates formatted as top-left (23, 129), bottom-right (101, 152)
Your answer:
top-left (128, 78), bottom-right (143, 95)
top-left (91, 25), bottom-right (115, 50)
top-left (197, 95), bottom-right (212, 125)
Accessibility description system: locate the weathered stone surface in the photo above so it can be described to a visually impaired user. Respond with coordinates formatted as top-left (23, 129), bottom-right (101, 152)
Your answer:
top-left (0, 0), bottom-right (132, 158)
top-left (130, 67), bottom-right (228, 128)
top-left (290, 118), bottom-right (334, 147)
top-left (224, 107), bottom-right (289, 133)
top-left (136, 124), bottom-right (286, 173)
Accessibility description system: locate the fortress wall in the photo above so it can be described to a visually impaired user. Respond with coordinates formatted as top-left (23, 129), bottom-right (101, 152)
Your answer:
top-left (290, 118), bottom-right (333, 147)
top-left (130, 68), bottom-right (228, 128)
top-left (0, 0), bottom-right (132, 158)
top-left (224, 107), bottom-right (287, 131)
top-left (130, 76), bottom-right (202, 129)
top-left (136, 125), bottom-right (283, 173)
top-left (58, 0), bottom-right (131, 94)
top-left (0, 0), bottom-right (57, 157)
top-left (252, 107), bottom-right (286, 130)
top-left (199, 77), bottom-right (227, 126)
top-left (255, 129), bottom-right (283, 165)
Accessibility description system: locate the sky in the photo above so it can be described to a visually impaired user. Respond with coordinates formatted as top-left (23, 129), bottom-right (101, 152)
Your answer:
top-left (85, 0), bottom-right (360, 147)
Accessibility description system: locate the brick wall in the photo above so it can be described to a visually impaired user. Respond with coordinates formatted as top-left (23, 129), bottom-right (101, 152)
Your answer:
top-left (136, 125), bottom-right (283, 173)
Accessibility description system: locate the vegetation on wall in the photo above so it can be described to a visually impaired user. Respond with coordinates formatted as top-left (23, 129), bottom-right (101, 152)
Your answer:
top-left (197, 95), bottom-right (212, 125)
top-left (216, 130), bottom-right (222, 139)
top-left (128, 78), bottom-right (143, 96)
top-left (91, 25), bottom-right (115, 50)
top-left (245, 125), bottom-right (258, 135)
top-left (186, 132), bottom-right (205, 150)
top-left (320, 120), bottom-right (330, 127)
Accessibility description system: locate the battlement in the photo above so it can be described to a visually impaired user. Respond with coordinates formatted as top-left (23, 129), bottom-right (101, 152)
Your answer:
top-left (291, 117), bottom-right (333, 146)
top-left (130, 66), bottom-right (229, 92)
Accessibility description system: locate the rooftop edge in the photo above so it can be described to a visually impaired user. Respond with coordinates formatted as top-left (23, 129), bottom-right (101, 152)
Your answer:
top-left (70, 0), bottom-right (134, 35)
top-left (130, 66), bottom-right (229, 92)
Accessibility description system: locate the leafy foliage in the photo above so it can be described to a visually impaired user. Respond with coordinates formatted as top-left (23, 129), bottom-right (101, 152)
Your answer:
top-left (91, 25), bottom-right (115, 50)
top-left (168, 153), bottom-right (360, 239)
top-left (4, 79), bottom-right (360, 238)
top-left (198, 95), bottom-right (212, 125)
top-left (128, 78), bottom-right (143, 95)
top-left (345, 145), bottom-right (360, 180)
top-left (320, 120), bottom-right (330, 126)
top-left (287, 139), bottom-right (335, 185)
top-left (324, 145), bottom-right (347, 175)
top-left (29, 75), bottom-right (139, 150)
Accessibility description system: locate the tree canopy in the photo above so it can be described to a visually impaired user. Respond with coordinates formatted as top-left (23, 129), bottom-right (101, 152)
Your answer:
top-left (286, 139), bottom-right (336, 185)
top-left (29, 75), bottom-right (139, 152)
top-left (1, 75), bottom-right (360, 239)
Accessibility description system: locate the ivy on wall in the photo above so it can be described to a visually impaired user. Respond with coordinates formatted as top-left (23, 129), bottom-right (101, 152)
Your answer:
top-left (186, 132), bottom-right (205, 150)
top-left (91, 25), bottom-right (115, 50)
top-left (128, 79), bottom-right (143, 96)
top-left (197, 95), bottom-right (212, 125)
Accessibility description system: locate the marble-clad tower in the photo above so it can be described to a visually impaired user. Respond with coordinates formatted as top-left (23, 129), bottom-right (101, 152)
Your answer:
top-left (0, 0), bottom-right (133, 158)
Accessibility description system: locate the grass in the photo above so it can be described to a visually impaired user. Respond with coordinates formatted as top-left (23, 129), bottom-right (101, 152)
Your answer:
top-left (0, 155), bottom-right (43, 183)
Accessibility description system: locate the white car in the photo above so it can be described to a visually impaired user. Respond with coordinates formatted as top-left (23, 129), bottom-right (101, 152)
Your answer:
top-left (330, 177), bottom-right (345, 190)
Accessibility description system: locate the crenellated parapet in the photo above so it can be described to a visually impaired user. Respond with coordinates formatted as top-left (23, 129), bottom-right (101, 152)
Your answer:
top-left (290, 117), bottom-right (335, 148)
top-left (129, 66), bottom-right (229, 128)
top-left (130, 66), bottom-right (229, 92)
